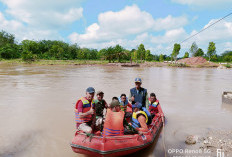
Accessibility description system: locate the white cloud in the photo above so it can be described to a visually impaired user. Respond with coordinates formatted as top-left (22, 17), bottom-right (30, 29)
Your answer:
top-left (98, 5), bottom-right (155, 35)
top-left (151, 28), bottom-right (187, 44)
top-left (0, 0), bottom-right (83, 28)
top-left (69, 5), bottom-right (188, 48)
top-left (0, 12), bottom-right (24, 31)
top-left (153, 15), bottom-right (188, 31)
top-left (172, 19), bottom-right (232, 54)
top-left (0, 12), bottom-right (62, 42)
top-left (185, 19), bottom-right (232, 47)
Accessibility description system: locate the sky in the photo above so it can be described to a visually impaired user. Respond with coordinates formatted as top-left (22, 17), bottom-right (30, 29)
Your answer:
top-left (0, 0), bottom-right (232, 56)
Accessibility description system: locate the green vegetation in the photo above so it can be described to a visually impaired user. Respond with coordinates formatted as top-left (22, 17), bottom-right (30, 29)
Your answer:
top-left (171, 43), bottom-right (181, 61)
top-left (190, 42), bottom-right (198, 57)
top-left (224, 64), bottom-right (231, 68)
top-left (168, 63), bottom-right (189, 67)
top-left (207, 42), bottom-right (216, 61)
top-left (183, 52), bottom-right (189, 58)
top-left (1, 30), bottom-right (232, 65)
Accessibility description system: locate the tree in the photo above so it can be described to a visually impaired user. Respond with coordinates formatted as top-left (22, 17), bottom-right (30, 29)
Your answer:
top-left (145, 50), bottom-right (152, 61)
top-left (131, 49), bottom-right (137, 63)
top-left (183, 52), bottom-right (189, 58)
top-left (0, 30), bottom-right (20, 59)
top-left (0, 43), bottom-right (20, 59)
top-left (159, 54), bottom-right (164, 62)
top-left (104, 47), bottom-right (115, 63)
top-left (21, 40), bottom-right (40, 55)
top-left (221, 51), bottom-right (232, 62)
top-left (114, 44), bottom-right (124, 62)
top-left (207, 42), bottom-right (216, 61)
top-left (0, 30), bottom-right (15, 46)
top-left (195, 48), bottom-right (204, 57)
top-left (137, 44), bottom-right (146, 62)
top-left (211, 55), bottom-right (218, 62)
top-left (171, 43), bottom-right (181, 61)
top-left (189, 42), bottom-right (198, 57)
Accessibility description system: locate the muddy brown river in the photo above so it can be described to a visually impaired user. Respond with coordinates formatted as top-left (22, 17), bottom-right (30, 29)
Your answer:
top-left (0, 64), bottom-right (232, 157)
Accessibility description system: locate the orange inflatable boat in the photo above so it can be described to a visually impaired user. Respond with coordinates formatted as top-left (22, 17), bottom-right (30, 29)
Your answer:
top-left (70, 105), bottom-right (164, 157)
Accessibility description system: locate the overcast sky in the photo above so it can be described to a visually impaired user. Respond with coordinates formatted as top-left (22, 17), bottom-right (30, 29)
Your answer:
top-left (0, 0), bottom-right (232, 56)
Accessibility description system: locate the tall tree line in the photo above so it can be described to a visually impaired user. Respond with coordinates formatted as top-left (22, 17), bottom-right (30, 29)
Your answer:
top-left (0, 30), bottom-right (232, 62)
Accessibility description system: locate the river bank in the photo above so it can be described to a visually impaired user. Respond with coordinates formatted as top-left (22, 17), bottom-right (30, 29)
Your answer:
top-left (1, 59), bottom-right (231, 68)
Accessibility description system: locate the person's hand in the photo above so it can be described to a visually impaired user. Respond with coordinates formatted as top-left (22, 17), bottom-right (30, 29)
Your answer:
top-left (131, 96), bottom-right (135, 102)
top-left (161, 116), bottom-right (164, 123)
top-left (88, 107), bottom-right (94, 115)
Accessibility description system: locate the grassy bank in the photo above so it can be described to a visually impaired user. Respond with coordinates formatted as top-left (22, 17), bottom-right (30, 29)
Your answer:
top-left (1, 59), bottom-right (230, 69)
top-left (0, 59), bottom-right (109, 65)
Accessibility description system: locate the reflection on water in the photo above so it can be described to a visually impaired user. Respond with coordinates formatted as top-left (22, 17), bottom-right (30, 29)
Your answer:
top-left (0, 64), bottom-right (232, 157)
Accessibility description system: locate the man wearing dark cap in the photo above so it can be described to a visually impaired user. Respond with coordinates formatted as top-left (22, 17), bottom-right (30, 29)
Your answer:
top-left (75, 87), bottom-right (95, 133)
top-left (129, 78), bottom-right (149, 109)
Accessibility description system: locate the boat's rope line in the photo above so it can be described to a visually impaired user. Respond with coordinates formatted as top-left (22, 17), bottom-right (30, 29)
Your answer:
top-left (162, 116), bottom-right (167, 157)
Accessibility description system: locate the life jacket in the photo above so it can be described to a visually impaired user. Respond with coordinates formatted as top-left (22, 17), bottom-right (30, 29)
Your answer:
top-left (130, 87), bottom-right (147, 107)
top-left (148, 99), bottom-right (160, 115)
top-left (118, 96), bottom-right (129, 112)
top-left (75, 97), bottom-right (95, 124)
top-left (131, 107), bottom-right (151, 129)
top-left (102, 109), bottom-right (124, 136)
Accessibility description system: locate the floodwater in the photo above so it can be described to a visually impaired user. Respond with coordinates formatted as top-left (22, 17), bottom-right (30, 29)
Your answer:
top-left (0, 64), bottom-right (232, 157)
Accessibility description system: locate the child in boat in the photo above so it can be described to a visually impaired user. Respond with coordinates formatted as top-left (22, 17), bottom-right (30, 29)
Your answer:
top-left (93, 91), bottom-right (108, 131)
top-left (148, 93), bottom-right (160, 119)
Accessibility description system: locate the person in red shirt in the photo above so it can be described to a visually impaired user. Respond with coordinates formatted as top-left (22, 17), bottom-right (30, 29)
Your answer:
top-left (75, 87), bottom-right (95, 133)
top-left (148, 93), bottom-right (160, 119)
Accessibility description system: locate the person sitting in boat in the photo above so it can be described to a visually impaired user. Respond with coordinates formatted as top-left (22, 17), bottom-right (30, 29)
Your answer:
top-left (102, 100), bottom-right (124, 136)
top-left (129, 78), bottom-right (149, 109)
top-left (131, 102), bottom-right (152, 133)
top-left (112, 96), bottom-right (119, 101)
top-left (148, 93), bottom-right (160, 119)
top-left (75, 87), bottom-right (95, 134)
top-left (93, 91), bottom-right (108, 131)
top-left (118, 93), bottom-right (132, 112)
top-left (148, 93), bottom-right (164, 120)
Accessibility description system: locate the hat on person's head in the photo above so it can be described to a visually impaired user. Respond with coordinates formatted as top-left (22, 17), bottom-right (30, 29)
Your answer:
top-left (132, 102), bottom-right (142, 109)
top-left (86, 87), bottom-right (95, 93)
top-left (135, 77), bottom-right (142, 83)
top-left (96, 91), bottom-right (104, 95)
top-left (110, 100), bottom-right (120, 108)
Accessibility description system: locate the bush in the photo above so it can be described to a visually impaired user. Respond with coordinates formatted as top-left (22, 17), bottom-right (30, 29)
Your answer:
top-left (22, 50), bottom-right (37, 62)
top-left (225, 64), bottom-right (231, 68)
